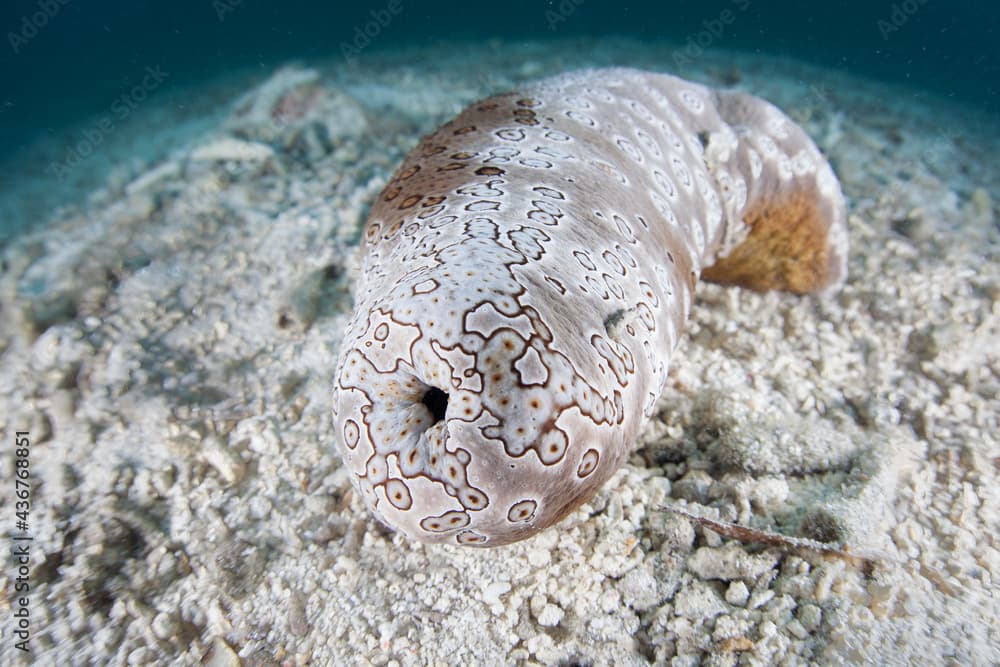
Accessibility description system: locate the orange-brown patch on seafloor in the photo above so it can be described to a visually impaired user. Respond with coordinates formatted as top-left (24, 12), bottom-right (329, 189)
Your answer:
top-left (701, 185), bottom-right (840, 293)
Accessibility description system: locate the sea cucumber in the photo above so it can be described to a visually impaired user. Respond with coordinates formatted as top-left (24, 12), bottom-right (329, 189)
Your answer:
top-left (331, 67), bottom-right (847, 547)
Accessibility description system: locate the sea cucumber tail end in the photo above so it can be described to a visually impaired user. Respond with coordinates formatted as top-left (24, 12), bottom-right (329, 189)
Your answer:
top-left (701, 90), bottom-right (848, 295)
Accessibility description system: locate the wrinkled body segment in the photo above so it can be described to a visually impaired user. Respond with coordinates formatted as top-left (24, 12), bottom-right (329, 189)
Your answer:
top-left (332, 68), bottom-right (847, 546)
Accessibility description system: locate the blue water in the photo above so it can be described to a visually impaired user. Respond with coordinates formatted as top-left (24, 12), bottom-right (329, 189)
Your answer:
top-left (0, 0), bottom-right (996, 237)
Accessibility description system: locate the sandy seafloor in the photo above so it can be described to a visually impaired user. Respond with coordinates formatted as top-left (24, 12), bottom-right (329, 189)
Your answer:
top-left (0, 38), bottom-right (998, 666)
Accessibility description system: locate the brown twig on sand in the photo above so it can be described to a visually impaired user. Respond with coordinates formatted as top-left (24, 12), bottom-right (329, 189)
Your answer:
top-left (658, 504), bottom-right (888, 565)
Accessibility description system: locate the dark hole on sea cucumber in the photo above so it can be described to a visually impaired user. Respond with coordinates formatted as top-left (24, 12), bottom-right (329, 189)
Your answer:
top-left (422, 387), bottom-right (449, 423)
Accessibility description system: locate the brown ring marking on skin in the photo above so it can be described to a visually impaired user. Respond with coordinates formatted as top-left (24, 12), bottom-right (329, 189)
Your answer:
top-left (420, 510), bottom-right (471, 533)
top-left (577, 449), bottom-right (600, 478)
top-left (507, 499), bottom-right (538, 523)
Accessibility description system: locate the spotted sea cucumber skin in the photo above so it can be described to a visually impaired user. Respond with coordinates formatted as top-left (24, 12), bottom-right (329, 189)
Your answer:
top-left (332, 68), bottom-right (847, 546)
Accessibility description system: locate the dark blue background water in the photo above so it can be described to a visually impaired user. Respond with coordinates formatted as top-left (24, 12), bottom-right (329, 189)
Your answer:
top-left (0, 0), bottom-right (996, 193)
